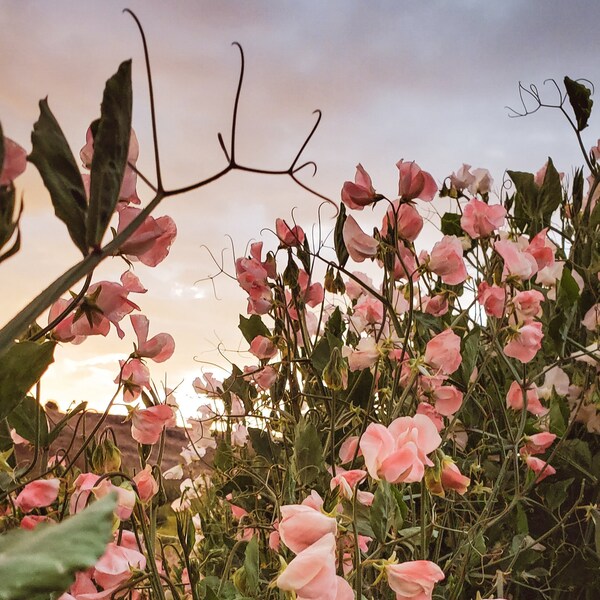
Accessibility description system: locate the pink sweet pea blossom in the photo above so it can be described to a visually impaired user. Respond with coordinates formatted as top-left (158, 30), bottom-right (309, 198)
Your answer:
top-left (276, 218), bottom-right (305, 246)
top-left (449, 164), bottom-right (476, 192)
top-left (360, 415), bottom-right (441, 484)
top-left (424, 329), bottom-right (462, 375)
top-left (416, 402), bottom-right (444, 432)
top-left (428, 236), bottom-right (468, 285)
top-left (276, 533), bottom-right (338, 600)
top-left (381, 200), bottom-right (424, 242)
top-left (506, 381), bottom-right (548, 416)
top-left (236, 242), bottom-right (274, 315)
top-left (393, 242), bottom-right (419, 280)
top-left (525, 228), bottom-right (555, 271)
top-left (432, 384), bottom-right (463, 416)
top-left (278, 504), bottom-right (337, 554)
top-left (469, 168), bottom-right (494, 195)
top-left (460, 198), bottom-right (506, 239)
top-left (341, 164), bottom-right (379, 210)
top-left (130, 404), bottom-right (176, 445)
top-left (525, 455), bottom-right (556, 483)
top-left (116, 207), bottom-right (177, 267)
top-left (504, 321), bottom-right (544, 363)
top-left (92, 481), bottom-right (136, 521)
top-left (93, 542), bottom-right (146, 590)
top-left (421, 294), bottom-right (448, 317)
top-left (494, 239), bottom-right (538, 281)
top-left (342, 215), bottom-right (378, 262)
top-left (330, 468), bottom-right (368, 500)
top-left (440, 459), bottom-right (470, 495)
top-left (397, 160), bottom-right (437, 202)
top-left (386, 560), bottom-right (445, 600)
top-left (0, 137), bottom-right (27, 186)
top-left (116, 358), bottom-right (150, 403)
top-left (520, 432), bottom-right (557, 456)
top-left (249, 335), bottom-right (278, 359)
top-left (297, 269), bottom-right (325, 308)
top-left (131, 314), bottom-right (175, 363)
top-left (14, 479), bottom-right (60, 513)
top-left (70, 473), bottom-right (101, 514)
top-left (477, 282), bottom-right (506, 318)
top-left (511, 290), bottom-right (545, 323)
top-left (338, 435), bottom-right (360, 463)
top-left (343, 336), bottom-right (380, 371)
top-left (133, 465), bottom-right (159, 502)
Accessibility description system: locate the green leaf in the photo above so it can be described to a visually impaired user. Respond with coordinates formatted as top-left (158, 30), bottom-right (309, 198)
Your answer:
top-left (7, 395), bottom-right (48, 447)
top-left (238, 315), bottom-right (271, 345)
top-left (28, 99), bottom-right (88, 254)
top-left (292, 418), bottom-right (324, 486)
top-left (549, 393), bottom-right (568, 437)
top-left (86, 60), bottom-right (132, 248)
top-left (545, 477), bottom-right (574, 510)
top-left (370, 481), bottom-right (394, 542)
top-left (243, 536), bottom-right (259, 594)
top-left (555, 267), bottom-right (580, 310)
top-left (0, 341), bottom-right (55, 421)
top-left (0, 493), bottom-right (116, 600)
top-left (334, 203), bottom-right (349, 268)
top-left (538, 157), bottom-right (563, 215)
top-left (564, 76), bottom-right (593, 131)
top-left (440, 212), bottom-right (463, 237)
top-left (390, 485), bottom-right (408, 529)
top-left (46, 401), bottom-right (87, 445)
top-left (459, 326), bottom-right (480, 386)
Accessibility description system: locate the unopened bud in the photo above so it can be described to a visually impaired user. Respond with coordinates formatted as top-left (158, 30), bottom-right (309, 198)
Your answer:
top-left (323, 347), bottom-right (347, 391)
top-left (92, 437), bottom-right (122, 473)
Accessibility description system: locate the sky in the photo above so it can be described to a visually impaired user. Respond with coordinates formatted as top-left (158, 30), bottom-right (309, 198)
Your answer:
top-left (1, 0), bottom-right (600, 415)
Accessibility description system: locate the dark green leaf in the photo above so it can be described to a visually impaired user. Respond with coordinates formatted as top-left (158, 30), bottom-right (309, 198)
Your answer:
top-left (345, 368), bottom-right (374, 409)
top-left (459, 326), bottom-right (480, 386)
top-left (564, 76), bottom-right (593, 131)
top-left (7, 395), bottom-right (48, 447)
top-left (0, 493), bottom-right (116, 600)
top-left (538, 157), bottom-right (563, 215)
top-left (243, 536), bottom-right (259, 594)
top-left (549, 393), bottom-right (568, 436)
top-left (292, 418), bottom-right (324, 486)
top-left (311, 336), bottom-right (331, 374)
top-left (334, 203), bottom-right (349, 268)
top-left (545, 477), bottom-right (574, 510)
top-left (46, 401), bottom-right (87, 445)
top-left (572, 168), bottom-right (584, 217)
top-left (370, 481), bottom-right (394, 542)
top-left (247, 427), bottom-right (279, 464)
top-left (556, 267), bottom-right (580, 310)
top-left (0, 342), bottom-right (55, 421)
top-left (238, 315), bottom-right (271, 345)
top-left (28, 99), bottom-right (88, 254)
top-left (440, 212), bottom-right (463, 237)
top-left (86, 60), bottom-right (132, 248)
top-left (391, 485), bottom-right (408, 529)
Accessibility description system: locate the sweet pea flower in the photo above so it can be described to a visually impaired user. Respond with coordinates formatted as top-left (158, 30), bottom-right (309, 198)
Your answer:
top-left (432, 384), bottom-right (464, 416)
top-left (14, 479), bottom-right (60, 513)
top-left (386, 560), bottom-right (445, 600)
top-left (381, 200), bottom-right (424, 242)
top-left (338, 435), bottom-right (360, 464)
top-left (440, 459), bottom-right (470, 495)
top-left (511, 289), bottom-right (545, 323)
top-left (477, 282), bottom-right (506, 318)
top-left (416, 402), bottom-right (444, 432)
top-left (504, 321), bottom-right (544, 363)
top-left (133, 465), bottom-right (159, 502)
top-left (276, 533), bottom-right (338, 600)
top-left (341, 164), bottom-right (379, 210)
top-left (236, 242), bottom-right (274, 315)
top-left (506, 381), bottom-right (548, 416)
top-left (116, 207), bottom-right (177, 267)
top-left (278, 503), bottom-right (337, 554)
top-left (520, 432), bottom-right (557, 456)
top-left (534, 160), bottom-right (564, 188)
top-left (345, 271), bottom-right (375, 300)
top-left (421, 294), bottom-right (448, 317)
top-left (494, 239), bottom-right (538, 281)
top-left (93, 542), bottom-right (146, 590)
top-left (276, 218), bottom-right (305, 246)
top-left (0, 137), bottom-right (27, 186)
top-left (130, 404), bottom-right (176, 445)
top-left (460, 198), bottom-right (506, 239)
top-left (360, 415), bottom-right (441, 483)
top-left (93, 481), bottom-right (136, 521)
top-left (525, 228), bottom-right (555, 271)
top-left (424, 329), bottom-right (462, 375)
top-left (130, 314), bottom-right (175, 363)
top-left (116, 358), bottom-right (150, 403)
top-left (427, 235), bottom-right (468, 285)
top-left (468, 168), bottom-right (494, 195)
top-left (397, 160), bottom-right (437, 202)
top-left (249, 335), bottom-right (278, 360)
top-left (70, 473), bottom-right (102, 514)
top-left (536, 366), bottom-right (570, 400)
top-left (393, 242), bottom-right (419, 280)
top-left (330, 468), bottom-right (368, 500)
top-left (525, 455), bottom-right (556, 483)
top-left (343, 336), bottom-right (380, 371)
top-left (342, 215), bottom-right (378, 262)
top-left (449, 164), bottom-right (476, 192)
top-left (582, 303), bottom-right (600, 331)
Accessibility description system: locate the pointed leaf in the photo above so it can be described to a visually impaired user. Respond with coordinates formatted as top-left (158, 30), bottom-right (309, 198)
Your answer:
top-left (7, 395), bottom-right (48, 447)
top-left (370, 481), bottom-right (394, 542)
top-left (86, 60), bottom-right (132, 248)
top-left (292, 418), bottom-right (324, 486)
top-left (0, 342), bottom-right (55, 421)
top-left (538, 157), bottom-right (562, 215)
top-left (0, 493), bottom-right (116, 600)
top-left (28, 99), bottom-right (88, 254)
top-left (238, 314), bottom-right (270, 345)
top-left (243, 536), bottom-right (259, 594)
top-left (334, 203), bottom-right (349, 268)
top-left (564, 76), bottom-right (593, 131)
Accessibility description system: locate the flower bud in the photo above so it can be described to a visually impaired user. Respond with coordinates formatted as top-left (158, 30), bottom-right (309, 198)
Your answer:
top-left (92, 437), bottom-right (122, 473)
top-left (323, 347), bottom-right (347, 391)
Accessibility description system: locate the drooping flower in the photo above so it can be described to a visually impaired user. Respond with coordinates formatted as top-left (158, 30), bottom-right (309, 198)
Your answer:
top-left (427, 235), bottom-right (468, 285)
top-left (460, 198), bottom-right (506, 239)
top-left (130, 404), bottom-right (176, 445)
top-left (386, 560), bottom-right (445, 600)
top-left (341, 164), bottom-right (379, 210)
top-left (424, 329), bottom-right (462, 375)
top-left (276, 218), bottom-right (305, 246)
top-left (130, 314), bottom-right (175, 363)
top-left (397, 160), bottom-right (437, 202)
top-left (506, 381), bottom-right (548, 416)
top-left (504, 322), bottom-right (544, 363)
top-left (278, 504), bottom-right (337, 554)
top-left (14, 479), bottom-right (60, 513)
top-left (342, 215), bottom-right (378, 262)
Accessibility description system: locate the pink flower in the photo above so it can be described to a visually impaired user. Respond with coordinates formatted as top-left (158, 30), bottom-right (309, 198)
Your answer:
top-left (14, 479), bottom-right (60, 513)
top-left (432, 384), bottom-right (463, 416)
top-left (381, 200), bottom-right (423, 242)
top-left (130, 404), bottom-right (176, 445)
top-left (441, 459), bottom-right (470, 495)
top-left (428, 236), bottom-right (468, 285)
top-left (525, 455), bottom-right (556, 483)
top-left (133, 465), bottom-right (159, 502)
top-left (116, 206), bottom-right (177, 268)
top-left (392, 242), bottom-right (419, 280)
top-left (449, 164), bottom-right (476, 192)
top-left (93, 542), bottom-right (146, 590)
top-left (70, 473), bottom-right (101, 514)
top-left (342, 215), bottom-right (378, 262)
top-left (20, 515), bottom-right (52, 530)
top-left (469, 168), bottom-right (493, 195)
top-left (504, 321), bottom-right (544, 363)
top-left (397, 160), bottom-right (437, 202)
top-left (0, 137), bottom-right (27, 186)
top-left (425, 329), bottom-right (462, 375)
top-left (130, 314), bottom-right (175, 363)
top-left (520, 432), bottom-right (557, 456)
top-left (276, 533), bottom-right (338, 600)
top-left (421, 294), bottom-right (448, 317)
top-left (416, 402), bottom-right (444, 432)
top-left (236, 242), bottom-right (274, 315)
top-left (330, 468), bottom-right (368, 500)
top-left (341, 164), bottom-right (379, 210)
top-left (344, 336), bottom-right (379, 371)
top-left (338, 436), bottom-right (360, 464)
top-left (460, 198), bottom-right (506, 238)
top-left (116, 358), bottom-right (150, 403)
top-left (525, 228), bottom-right (555, 271)
top-left (477, 282), bottom-right (506, 318)
top-left (506, 381), bottom-right (548, 416)
top-left (276, 218), bottom-right (305, 246)
top-left (93, 481), bottom-right (136, 521)
top-left (250, 364), bottom-right (278, 389)
top-left (386, 560), bottom-right (445, 600)
top-left (279, 504), bottom-right (337, 554)
top-left (360, 415), bottom-right (441, 483)
top-left (511, 290), bottom-right (545, 323)
top-left (582, 303), bottom-right (600, 331)
top-left (249, 335), bottom-right (278, 360)
top-left (494, 239), bottom-right (538, 281)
